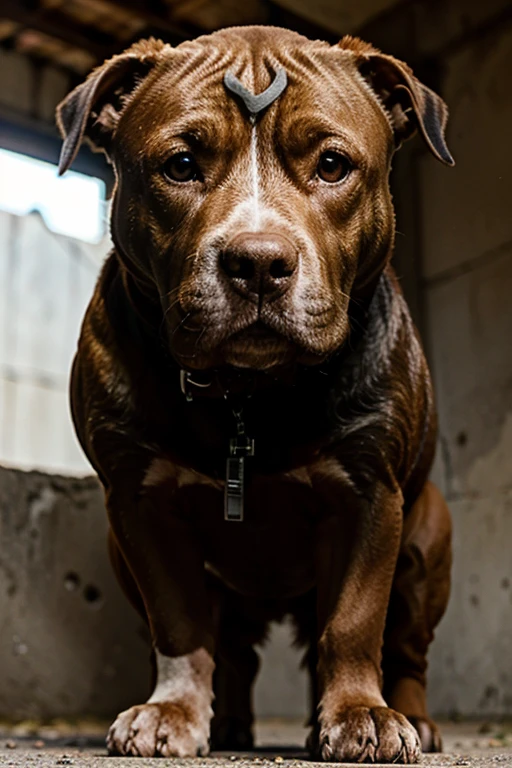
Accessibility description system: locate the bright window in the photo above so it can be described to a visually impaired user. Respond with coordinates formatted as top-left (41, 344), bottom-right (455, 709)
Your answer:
top-left (0, 148), bottom-right (106, 244)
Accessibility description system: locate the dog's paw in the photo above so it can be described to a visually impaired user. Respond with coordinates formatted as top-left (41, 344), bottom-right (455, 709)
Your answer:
top-left (106, 701), bottom-right (210, 757)
top-left (319, 706), bottom-right (421, 763)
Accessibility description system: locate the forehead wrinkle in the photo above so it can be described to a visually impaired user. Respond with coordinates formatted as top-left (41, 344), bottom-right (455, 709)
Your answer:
top-left (224, 53), bottom-right (258, 96)
top-left (146, 112), bottom-right (236, 152)
top-left (274, 45), bottom-right (393, 144)
top-left (271, 71), bottom-right (391, 161)
top-left (159, 44), bottom-right (232, 88)
top-left (320, 49), bottom-right (394, 137)
top-left (160, 49), bottom-right (283, 136)
top-left (119, 46), bottom-right (227, 131)
top-left (129, 68), bottom-right (247, 156)
top-left (278, 44), bottom-right (331, 83)
top-left (279, 114), bottom-right (368, 158)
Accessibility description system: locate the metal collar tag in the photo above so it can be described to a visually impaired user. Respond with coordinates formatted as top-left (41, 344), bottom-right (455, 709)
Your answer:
top-left (225, 406), bottom-right (255, 522)
top-left (180, 369), bottom-right (255, 522)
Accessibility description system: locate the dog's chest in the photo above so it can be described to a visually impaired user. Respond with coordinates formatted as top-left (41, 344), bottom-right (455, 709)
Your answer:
top-left (200, 470), bottom-right (319, 598)
top-left (145, 458), bottom-right (353, 599)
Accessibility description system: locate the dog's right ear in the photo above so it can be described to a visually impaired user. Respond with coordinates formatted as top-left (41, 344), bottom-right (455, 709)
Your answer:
top-left (56, 38), bottom-right (168, 175)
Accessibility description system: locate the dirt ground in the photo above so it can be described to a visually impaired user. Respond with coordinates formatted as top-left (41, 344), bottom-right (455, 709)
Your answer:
top-left (1, 719), bottom-right (512, 767)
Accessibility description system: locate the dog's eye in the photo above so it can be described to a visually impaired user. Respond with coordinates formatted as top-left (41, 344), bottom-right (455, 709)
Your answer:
top-left (163, 152), bottom-right (200, 182)
top-left (317, 151), bottom-right (352, 183)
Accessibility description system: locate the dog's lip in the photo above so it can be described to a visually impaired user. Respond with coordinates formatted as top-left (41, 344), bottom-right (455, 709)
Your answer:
top-left (220, 322), bottom-right (296, 370)
top-left (227, 321), bottom-right (287, 343)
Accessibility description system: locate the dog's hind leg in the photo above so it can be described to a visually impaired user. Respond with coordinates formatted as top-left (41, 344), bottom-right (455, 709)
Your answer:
top-left (382, 481), bottom-right (452, 752)
top-left (209, 580), bottom-right (265, 751)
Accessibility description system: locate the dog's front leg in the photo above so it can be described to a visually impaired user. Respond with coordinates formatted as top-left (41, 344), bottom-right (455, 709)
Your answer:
top-left (315, 481), bottom-right (422, 764)
top-left (104, 474), bottom-right (215, 758)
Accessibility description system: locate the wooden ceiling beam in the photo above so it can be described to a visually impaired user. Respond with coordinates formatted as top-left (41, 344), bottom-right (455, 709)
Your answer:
top-left (99, 0), bottom-right (196, 43)
top-left (0, 0), bottom-right (118, 60)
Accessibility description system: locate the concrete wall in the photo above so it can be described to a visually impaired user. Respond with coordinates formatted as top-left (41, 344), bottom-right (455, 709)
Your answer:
top-left (0, 464), bottom-right (150, 720)
top-left (419, 12), bottom-right (512, 717)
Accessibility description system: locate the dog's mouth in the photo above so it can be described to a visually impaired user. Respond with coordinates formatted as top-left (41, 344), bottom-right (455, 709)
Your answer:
top-left (167, 289), bottom-right (348, 371)
top-left (220, 321), bottom-right (296, 369)
top-left (230, 322), bottom-right (282, 342)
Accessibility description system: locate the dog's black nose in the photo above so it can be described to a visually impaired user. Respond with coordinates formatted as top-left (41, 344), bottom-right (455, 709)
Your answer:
top-left (220, 233), bottom-right (298, 300)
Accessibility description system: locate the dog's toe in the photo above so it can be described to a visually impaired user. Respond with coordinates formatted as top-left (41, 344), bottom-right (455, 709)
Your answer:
top-left (107, 706), bottom-right (140, 755)
top-left (128, 706), bottom-right (162, 756)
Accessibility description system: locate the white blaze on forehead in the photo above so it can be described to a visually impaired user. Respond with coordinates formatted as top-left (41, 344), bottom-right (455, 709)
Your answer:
top-left (218, 62), bottom-right (290, 237)
top-left (234, 61), bottom-right (261, 232)
top-left (249, 121), bottom-right (261, 231)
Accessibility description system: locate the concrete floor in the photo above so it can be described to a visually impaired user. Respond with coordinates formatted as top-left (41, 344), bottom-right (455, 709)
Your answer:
top-left (1, 720), bottom-right (512, 767)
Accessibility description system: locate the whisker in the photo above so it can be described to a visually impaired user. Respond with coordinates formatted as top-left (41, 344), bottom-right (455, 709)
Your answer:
top-left (165, 296), bottom-right (183, 314)
top-left (193, 326), bottom-right (206, 351)
top-left (159, 286), bottom-right (180, 301)
top-left (178, 327), bottom-right (208, 359)
top-left (172, 312), bottom-right (192, 339)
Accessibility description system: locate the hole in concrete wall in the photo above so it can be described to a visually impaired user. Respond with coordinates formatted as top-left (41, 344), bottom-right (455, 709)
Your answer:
top-left (64, 572), bottom-right (80, 591)
top-left (456, 431), bottom-right (468, 447)
top-left (83, 584), bottom-right (103, 607)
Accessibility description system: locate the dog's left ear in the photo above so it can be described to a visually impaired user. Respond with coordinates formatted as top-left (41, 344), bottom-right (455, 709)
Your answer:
top-left (339, 36), bottom-right (454, 166)
top-left (56, 38), bottom-right (169, 175)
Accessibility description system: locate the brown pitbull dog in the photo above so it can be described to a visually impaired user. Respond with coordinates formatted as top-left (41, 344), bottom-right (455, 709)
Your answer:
top-left (57, 26), bottom-right (453, 762)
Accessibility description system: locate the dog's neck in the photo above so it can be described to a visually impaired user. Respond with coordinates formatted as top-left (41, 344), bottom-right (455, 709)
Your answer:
top-left (178, 363), bottom-right (301, 402)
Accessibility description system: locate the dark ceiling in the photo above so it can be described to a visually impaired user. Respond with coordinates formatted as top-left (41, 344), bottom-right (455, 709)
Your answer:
top-left (0, 0), bottom-right (342, 78)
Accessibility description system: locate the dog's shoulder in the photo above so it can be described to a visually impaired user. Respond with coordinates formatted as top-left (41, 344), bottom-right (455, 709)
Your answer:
top-left (71, 252), bottom-right (174, 451)
top-left (327, 265), bottom-right (436, 494)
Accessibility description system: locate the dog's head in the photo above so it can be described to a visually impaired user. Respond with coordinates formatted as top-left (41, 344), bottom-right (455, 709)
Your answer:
top-left (57, 27), bottom-right (453, 372)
